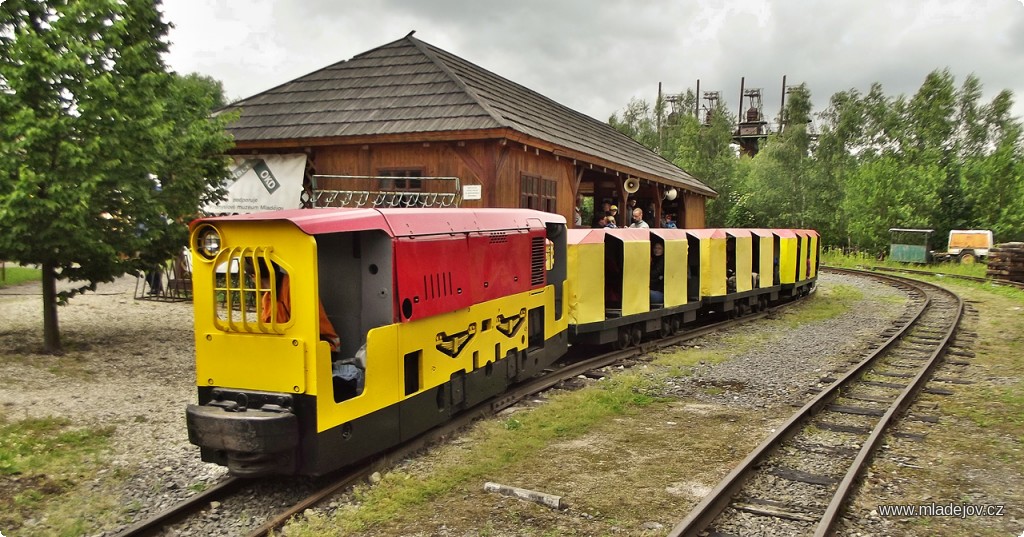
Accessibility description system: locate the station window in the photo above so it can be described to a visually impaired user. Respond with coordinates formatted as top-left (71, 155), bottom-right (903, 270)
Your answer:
top-left (378, 168), bottom-right (423, 207)
top-left (520, 174), bottom-right (557, 213)
top-left (377, 169), bottom-right (423, 191)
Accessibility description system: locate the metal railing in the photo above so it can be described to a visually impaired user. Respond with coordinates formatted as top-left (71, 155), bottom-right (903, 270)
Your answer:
top-left (311, 175), bottom-right (462, 209)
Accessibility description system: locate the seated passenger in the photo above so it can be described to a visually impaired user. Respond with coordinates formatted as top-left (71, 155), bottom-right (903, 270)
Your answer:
top-left (726, 242), bottom-right (737, 293)
top-left (332, 344), bottom-right (366, 401)
top-left (257, 262), bottom-right (364, 400)
top-left (650, 242), bottom-right (665, 305)
top-left (258, 269), bottom-right (340, 352)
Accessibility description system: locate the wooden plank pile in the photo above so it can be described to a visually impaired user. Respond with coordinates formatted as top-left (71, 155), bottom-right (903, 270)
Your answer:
top-left (986, 243), bottom-right (1024, 282)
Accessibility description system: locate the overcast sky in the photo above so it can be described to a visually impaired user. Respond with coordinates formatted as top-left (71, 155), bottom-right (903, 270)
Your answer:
top-left (160, 0), bottom-right (1024, 127)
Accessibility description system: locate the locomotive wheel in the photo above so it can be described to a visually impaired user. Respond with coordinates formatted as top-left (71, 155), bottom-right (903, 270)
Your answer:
top-left (615, 327), bottom-right (631, 350)
top-left (671, 317), bottom-right (682, 334)
top-left (661, 318), bottom-right (674, 337)
top-left (631, 327), bottom-right (643, 346)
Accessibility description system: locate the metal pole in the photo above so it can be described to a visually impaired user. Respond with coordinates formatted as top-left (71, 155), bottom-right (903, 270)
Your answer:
top-left (695, 79), bottom-right (700, 119)
top-left (738, 77), bottom-right (745, 125)
top-left (657, 81), bottom-right (663, 153)
top-left (779, 74), bottom-right (787, 132)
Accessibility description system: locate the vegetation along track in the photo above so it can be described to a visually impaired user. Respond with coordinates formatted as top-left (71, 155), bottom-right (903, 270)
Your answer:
top-left (113, 296), bottom-right (812, 537)
top-left (668, 267), bottom-right (963, 536)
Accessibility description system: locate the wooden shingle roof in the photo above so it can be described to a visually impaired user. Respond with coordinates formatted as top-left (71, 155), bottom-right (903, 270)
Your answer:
top-left (223, 34), bottom-right (715, 197)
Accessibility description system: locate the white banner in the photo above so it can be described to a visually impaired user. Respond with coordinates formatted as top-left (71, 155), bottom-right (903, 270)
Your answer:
top-left (204, 154), bottom-right (307, 214)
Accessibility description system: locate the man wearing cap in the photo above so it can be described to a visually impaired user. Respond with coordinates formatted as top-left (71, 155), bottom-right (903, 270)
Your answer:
top-left (610, 205), bottom-right (619, 226)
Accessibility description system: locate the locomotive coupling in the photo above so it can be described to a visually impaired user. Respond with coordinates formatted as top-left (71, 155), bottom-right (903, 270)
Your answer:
top-left (186, 404), bottom-right (298, 453)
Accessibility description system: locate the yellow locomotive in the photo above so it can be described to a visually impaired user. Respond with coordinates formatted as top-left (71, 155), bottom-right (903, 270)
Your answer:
top-left (185, 208), bottom-right (818, 476)
top-left (186, 208), bottom-right (568, 476)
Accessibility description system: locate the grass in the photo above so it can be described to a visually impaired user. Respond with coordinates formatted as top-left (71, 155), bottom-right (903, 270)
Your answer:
top-left (0, 417), bottom-right (112, 476)
top-left (782, 283), bottom-right (863, 327)
top-left (822, 247), bottom-right (1024, 310)
top-left (843, 278), bottom-right (1024, 536)
top-left (285, 280), bottom-right (885, 535)
top-left (0, 265), bottom-right (41, 288)
top-left (0, 416), bottom-right (115, 532)
top-left (654, 346), bottom-right (729, 370)
top-left (794, 263), bottom-right (1024, 535)
top-left (289, 373), bottom-right (771, 536)
top-left (289, 373), bottom-right (662, 535)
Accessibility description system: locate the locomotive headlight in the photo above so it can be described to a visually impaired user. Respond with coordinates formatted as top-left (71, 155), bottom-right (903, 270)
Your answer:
top-left (194, 225), bottom-right (222, 259)
top-left (202, 231), bottom-right (221, 256)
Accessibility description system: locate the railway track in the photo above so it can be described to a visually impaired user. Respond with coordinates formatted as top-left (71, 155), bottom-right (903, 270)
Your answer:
top-left (113, 295), bottom-right (809, 537)
top-left (110, 477), bottom-right (245, 536)
top-left (668, 267), bottom-right (963, 537)
top-left (849, 263), bottom-right (1024, 290)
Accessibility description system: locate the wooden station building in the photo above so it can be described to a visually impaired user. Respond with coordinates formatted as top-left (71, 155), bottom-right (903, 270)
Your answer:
top-left (220, 32), bottom-right (715, 228)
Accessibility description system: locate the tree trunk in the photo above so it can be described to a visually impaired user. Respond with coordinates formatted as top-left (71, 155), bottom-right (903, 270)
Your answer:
top-left (41, 261), bottom-right (62, 354)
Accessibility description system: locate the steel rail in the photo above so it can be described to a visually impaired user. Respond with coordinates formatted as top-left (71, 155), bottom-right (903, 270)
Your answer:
top-left (113, 291), bottom-right (810, 537)
top-left (813, 269), bottom-right (962, 535)
top-left (840, 263), bottom-right (1024, 290)
top-left (668, 267), bottom-right (961, 536)
top-left (246, 303), bottom-right (804, 536)
top-left (111, 477), bottom-right (244, 537)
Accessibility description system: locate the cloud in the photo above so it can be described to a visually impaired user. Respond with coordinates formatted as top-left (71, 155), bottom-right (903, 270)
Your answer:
top-left (161, 0), bottom-right (1024, 122)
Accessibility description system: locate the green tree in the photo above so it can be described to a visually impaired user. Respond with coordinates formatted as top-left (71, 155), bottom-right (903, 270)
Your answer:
top-left (609, 94), bottom-right (737, 224)
top-left (817, 72), bottom-right (1024, 252)
top-left (609, 97), bottom-right (661, 151)
top-left (738, 84), bottom-right (819, 230)
top-left (907, 70), bottom-right (961, 247)
top-left (613, 73), bottom-right (1023, 251)
top-left (964, 89), bottom-right (1024, 240)
top-left (673, 100), bottom-right (737, 227)
top-left (842, 157), bottom-right (941, 253)
top-left (815, 88), bottom-right (867, 246)
top-left (0, 0), bottom-right (235, 353)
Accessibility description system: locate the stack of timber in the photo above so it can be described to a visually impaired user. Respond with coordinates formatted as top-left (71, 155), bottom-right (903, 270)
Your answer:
top-left (986, 242), bottom-right (1024, 282)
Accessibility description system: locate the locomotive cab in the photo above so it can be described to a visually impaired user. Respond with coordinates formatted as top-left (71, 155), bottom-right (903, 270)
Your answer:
top-left (186, 208), bottom-right (569, 477)
top-left (315, 229), bottom-right (394, 401)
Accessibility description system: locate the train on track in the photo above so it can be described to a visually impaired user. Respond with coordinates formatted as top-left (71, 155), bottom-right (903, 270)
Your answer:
top-left (185, 208), bottom-right (819, 476)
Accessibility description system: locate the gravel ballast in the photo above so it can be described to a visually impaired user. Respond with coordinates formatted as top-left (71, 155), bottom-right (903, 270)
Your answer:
top-left (0, 271), bottom-right (909, 536)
